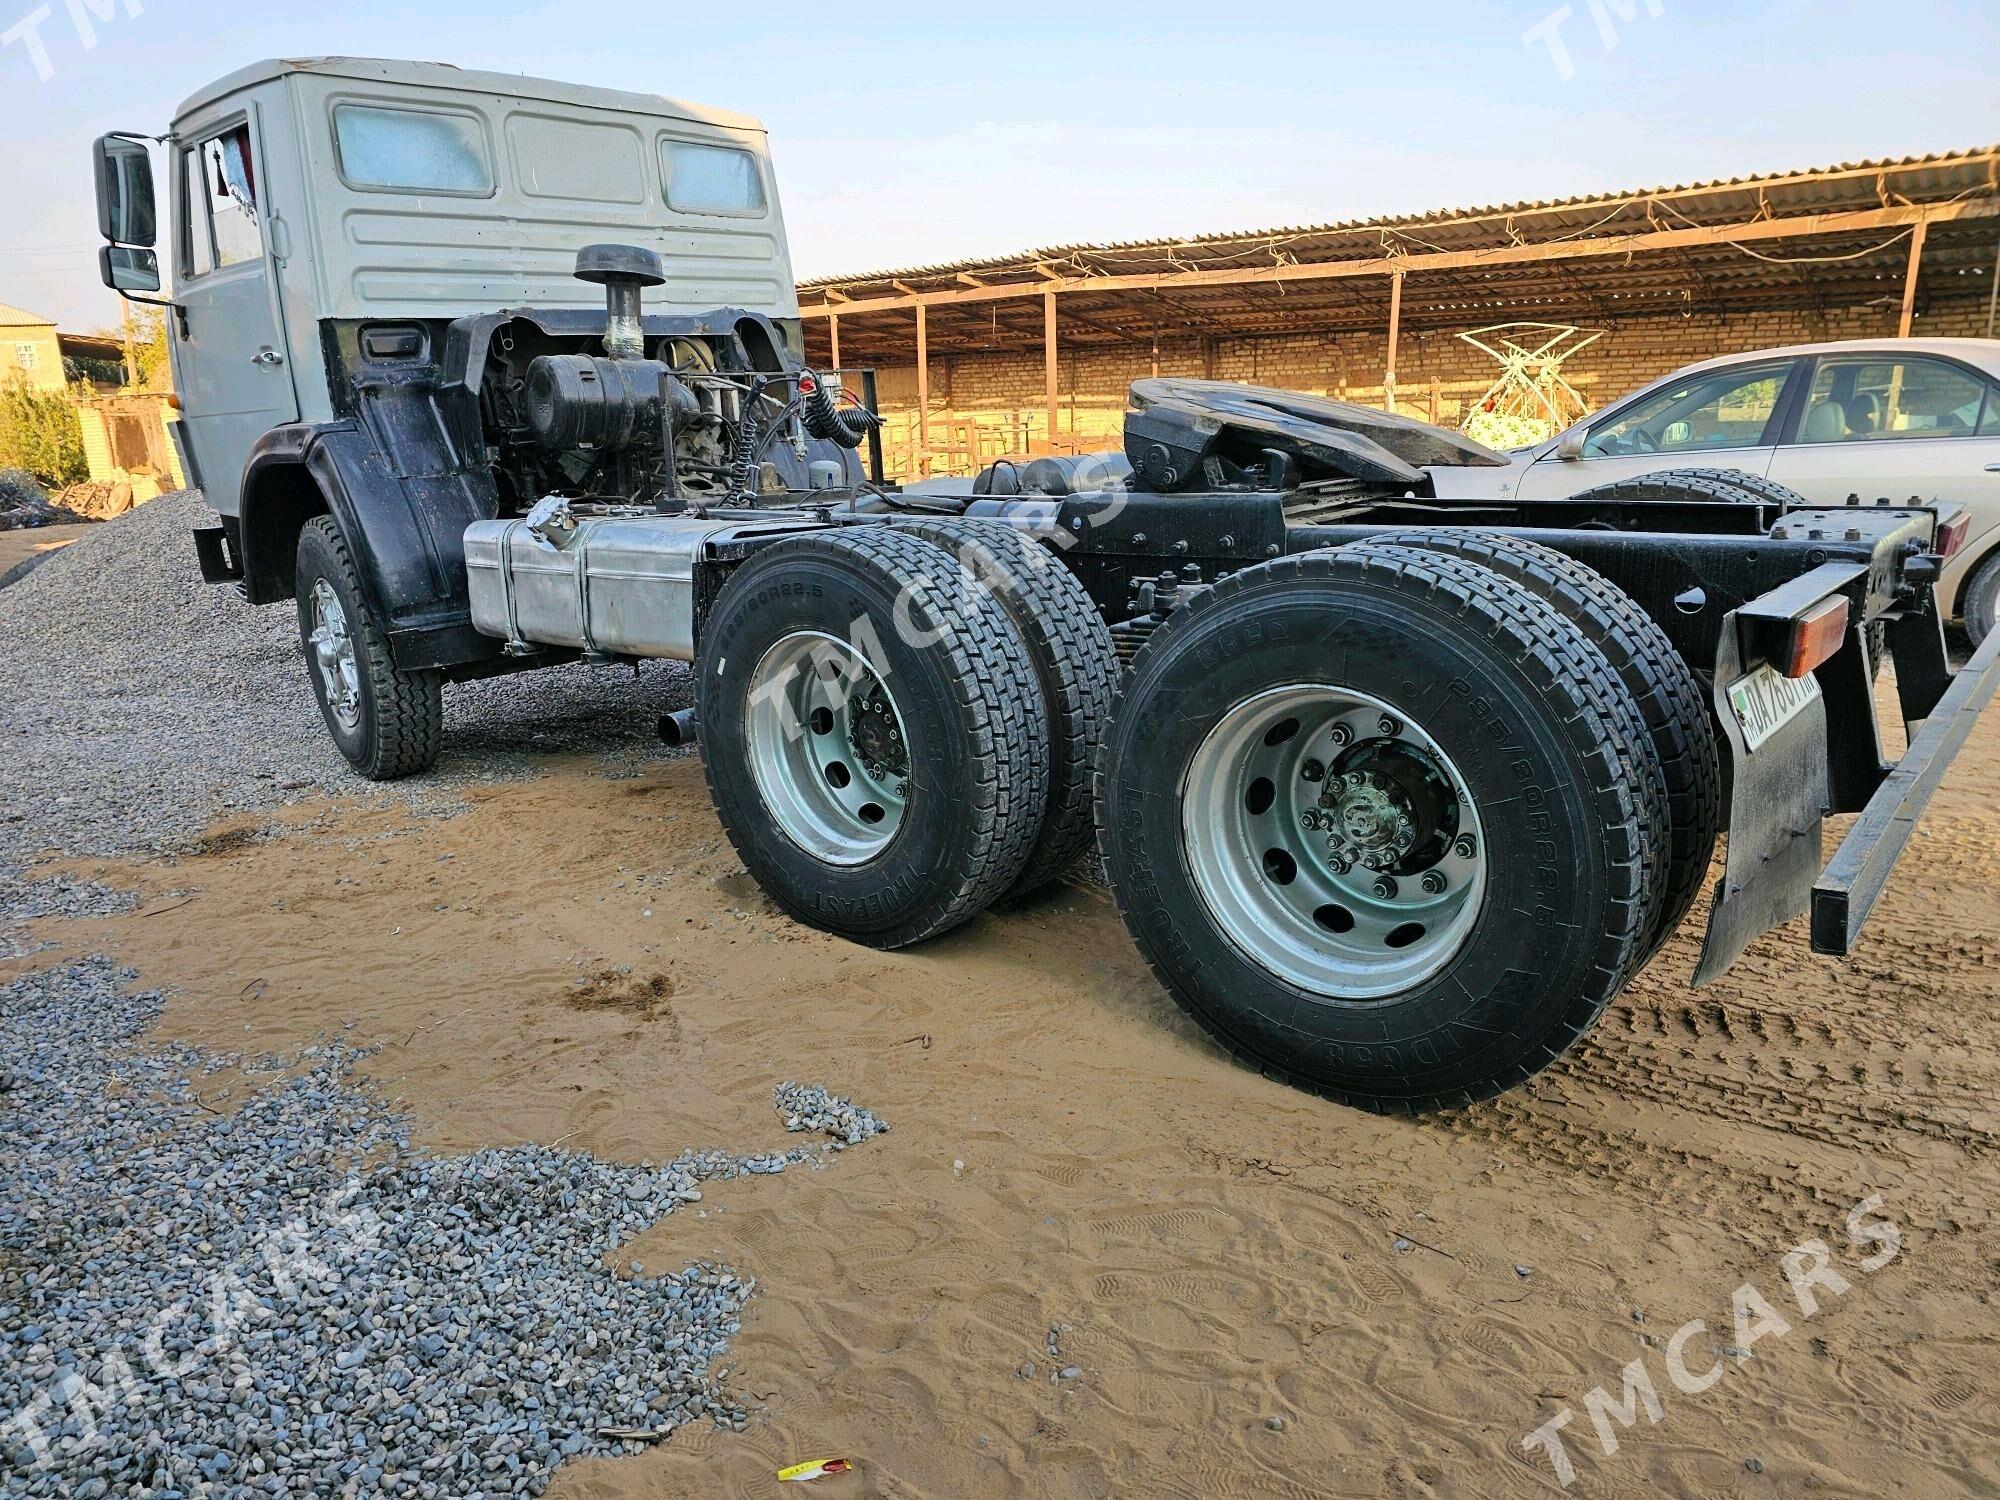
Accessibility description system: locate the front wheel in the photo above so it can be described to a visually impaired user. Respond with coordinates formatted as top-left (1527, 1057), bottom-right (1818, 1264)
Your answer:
top-left (1096, 545), bottom-right (1658, 1113)
top-left (294, 516), bottom-right (441, 779)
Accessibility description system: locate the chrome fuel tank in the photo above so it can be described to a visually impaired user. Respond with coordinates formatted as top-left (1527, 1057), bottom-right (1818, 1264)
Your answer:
top-left (464, 502), bottom-right (826, 660)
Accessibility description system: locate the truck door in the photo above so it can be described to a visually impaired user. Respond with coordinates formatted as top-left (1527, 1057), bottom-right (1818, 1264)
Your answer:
top-left (169, 107), bottom-right (297, 517)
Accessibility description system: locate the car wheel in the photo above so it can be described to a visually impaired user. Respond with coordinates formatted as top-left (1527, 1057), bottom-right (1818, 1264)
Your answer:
top-left (1963, 548), bottom-right (2000, 648)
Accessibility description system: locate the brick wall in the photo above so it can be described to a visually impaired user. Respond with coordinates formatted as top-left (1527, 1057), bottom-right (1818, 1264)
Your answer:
top-left (859, 295), bottom-right (1996, 477)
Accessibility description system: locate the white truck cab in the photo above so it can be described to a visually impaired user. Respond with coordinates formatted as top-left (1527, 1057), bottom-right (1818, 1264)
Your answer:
top-left (93, 56), bottom-right (799, 516)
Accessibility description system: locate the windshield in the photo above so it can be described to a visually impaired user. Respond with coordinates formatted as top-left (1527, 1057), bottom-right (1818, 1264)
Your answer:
top-left (1584, 362), bottom-right (1791, 458)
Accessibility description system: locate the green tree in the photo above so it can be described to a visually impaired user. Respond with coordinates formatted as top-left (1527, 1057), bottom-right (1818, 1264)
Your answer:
top-left (82, 306), bottom-right (172, 389)
top-left (0, 383), bottom-right (89, 487)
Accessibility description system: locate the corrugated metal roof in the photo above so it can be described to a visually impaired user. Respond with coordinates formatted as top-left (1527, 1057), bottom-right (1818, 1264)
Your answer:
top-left (0, 302), bottom-right (55, 328)
top-left (800, 146), bottom-right (2000, 297)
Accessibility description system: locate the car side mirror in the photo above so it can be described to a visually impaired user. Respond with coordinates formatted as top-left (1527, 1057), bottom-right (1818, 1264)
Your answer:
top-left (99, 244), bottom-right (161, 294)
top-left (1557, 430), bottom-right (1587, 460)
top-left (94, 134), bottom-right (157, 250)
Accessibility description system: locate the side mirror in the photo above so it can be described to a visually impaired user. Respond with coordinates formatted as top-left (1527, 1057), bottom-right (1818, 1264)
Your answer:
top-left (99, 244), bottom-right (161, 294)
top-left (1557, 429), bottom-right (1588, 460)
top-left (94, 133), bottom-right (157, 247)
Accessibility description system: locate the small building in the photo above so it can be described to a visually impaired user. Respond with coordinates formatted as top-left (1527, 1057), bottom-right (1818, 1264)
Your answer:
top-left (73, 392), bottom-right (188, 498)
top-left (0, 302), bottom-right (65, 392)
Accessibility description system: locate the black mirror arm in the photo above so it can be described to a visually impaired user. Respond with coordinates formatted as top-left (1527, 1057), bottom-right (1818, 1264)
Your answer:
top-left (115, 288), bottom-right (187, 337)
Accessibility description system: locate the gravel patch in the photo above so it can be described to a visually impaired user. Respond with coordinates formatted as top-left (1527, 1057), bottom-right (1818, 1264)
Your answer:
top-left (1, 957), bottom-right (886, 1496)
top-left (0, 874), bottom-right (141, 923)
top-left (0, 491), bottom-right (693, 867)
top-left (0, 875), bottom-right (142, 959)
top-left (774, 1082), bottom-right (891, 1147)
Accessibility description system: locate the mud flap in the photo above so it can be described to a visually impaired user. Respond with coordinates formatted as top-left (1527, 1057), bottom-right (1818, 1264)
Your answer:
top-left (1693, 620), bottom-right (1828, 988)
top-left (1813, 620), bottom-right (2000, 955)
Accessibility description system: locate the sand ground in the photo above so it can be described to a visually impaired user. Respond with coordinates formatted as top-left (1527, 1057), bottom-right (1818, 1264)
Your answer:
top-left (7, 694), bottom-right (1997, 1498)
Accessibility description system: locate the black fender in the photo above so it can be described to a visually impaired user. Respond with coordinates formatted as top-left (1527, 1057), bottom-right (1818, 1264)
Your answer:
top-left (238, 395), bottom-right (503, 672)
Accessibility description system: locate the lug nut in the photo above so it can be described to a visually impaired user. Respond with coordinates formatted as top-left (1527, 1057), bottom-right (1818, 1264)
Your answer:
top-left (1300, 758), bottom-right (1325, 782)
top-left (1420, 870), bottom-right (1448, 895)
top-left (1378, 714), bottom-right (1401, 736)
top-left (1452, 834), bottom-right (1477, 859)
top-left (1328, 723), bottom-right (1353, 747)
top-left (1372, 876), bottom-right (1399, 900)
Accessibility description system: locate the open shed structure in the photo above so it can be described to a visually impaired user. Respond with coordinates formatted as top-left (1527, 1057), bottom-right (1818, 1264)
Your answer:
top-left (797, 147), bottom-right (2000, 477)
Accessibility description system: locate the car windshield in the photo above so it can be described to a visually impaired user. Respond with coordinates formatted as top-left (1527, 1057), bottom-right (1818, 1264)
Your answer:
top-left (1584, 363), bottom-right (1789, 458)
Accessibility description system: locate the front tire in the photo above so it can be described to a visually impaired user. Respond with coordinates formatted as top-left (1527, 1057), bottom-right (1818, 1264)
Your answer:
top-left (1096, 546), bottom-right (1657, 1112)
top-left (294, 516), bottom-right (441, 780)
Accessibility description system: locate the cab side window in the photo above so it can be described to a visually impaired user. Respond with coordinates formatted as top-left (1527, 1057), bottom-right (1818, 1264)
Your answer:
top-left (1795, 356), bottom-right (1992, 443)
top-left (660, 139), bottom-right (766, 215)
top-left (182, 124), bottom-right (262, 276)
top-left (1583, 363), bottom-right (1790, 458)
top-left (332, 104), bottom-right (493, 194)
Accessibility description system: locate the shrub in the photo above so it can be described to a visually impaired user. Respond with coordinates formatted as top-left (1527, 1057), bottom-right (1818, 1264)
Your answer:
top-left (0, 383), bottom-right (89, 487)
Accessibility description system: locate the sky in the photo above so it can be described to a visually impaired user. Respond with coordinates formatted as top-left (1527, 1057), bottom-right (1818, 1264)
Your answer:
top-left (1, 0), bottom-right (1995, 332)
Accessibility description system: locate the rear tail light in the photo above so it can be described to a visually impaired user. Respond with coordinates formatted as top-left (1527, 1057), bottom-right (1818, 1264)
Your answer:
top-left (1934, 508), bottom-right (1971, 560)
top-left (1783, 595), bottom-right (1850, 678)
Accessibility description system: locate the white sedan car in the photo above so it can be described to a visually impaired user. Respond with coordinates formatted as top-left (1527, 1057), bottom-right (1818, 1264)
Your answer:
top-left (1433, 338), bottom-right (2000, 641)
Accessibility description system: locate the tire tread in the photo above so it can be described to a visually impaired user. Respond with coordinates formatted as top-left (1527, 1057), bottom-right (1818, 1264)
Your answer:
top-left (1096, 545), bottom-right (1658, 1113)
top-left (890, 517), bottom-right (1118, 895)
top-left (295, 515), bottom-right (442, 780)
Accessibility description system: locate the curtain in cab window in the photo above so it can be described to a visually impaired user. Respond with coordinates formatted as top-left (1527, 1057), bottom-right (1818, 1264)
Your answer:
top-left (661, 140), bottom-right (764, 214)
top-left (333, 105), bottom-right (493, 193)
top-left (186, 126), bottom-right (261, 272)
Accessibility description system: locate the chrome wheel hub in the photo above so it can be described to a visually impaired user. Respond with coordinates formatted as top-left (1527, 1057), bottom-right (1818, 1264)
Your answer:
top-left (307, 579), bottom-right (361, 732)
top-left (746, 631), bottom-right (910, 864)
top-left (1181, 685), bottom-right (1486, 1000)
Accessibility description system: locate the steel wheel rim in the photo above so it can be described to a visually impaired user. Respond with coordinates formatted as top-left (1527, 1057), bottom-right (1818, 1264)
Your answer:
top-left (307, 579), bottom-right (362, 732)
top-left (746, 630), bottom-right (910, 865)
top-left (1181, 684), bottom-right (1486, 1000)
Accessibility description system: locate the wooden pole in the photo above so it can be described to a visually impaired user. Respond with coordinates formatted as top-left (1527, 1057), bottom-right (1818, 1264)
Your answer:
top-left (121, 301), bottom-right (138, 387)
top-left (1987, 230), bottom-right (2000, 339)
top-left (828, 313), bottom-right (840, 370)
top-left (914, 304), bottom-right (930, 467)
top-left (1897, 219), bottom-right (1929, 338)
top-left (1383, 270), bottom-right (1404, 413)
top-left (1043, 291), bottom-right (1060, 448)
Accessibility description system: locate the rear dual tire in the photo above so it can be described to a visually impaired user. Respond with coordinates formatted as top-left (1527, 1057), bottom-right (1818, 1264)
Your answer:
top-left (1365, 527), bottom-right (1718, 958)
top-left (887, 517), bottom-right (1119, 896)
top-left (1096, 543), bottom-right (1668, 1113)
top-left (696, 527), bottom-right (1055, 948)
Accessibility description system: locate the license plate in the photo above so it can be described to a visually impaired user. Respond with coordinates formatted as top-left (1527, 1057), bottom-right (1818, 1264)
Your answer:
top-left (1727, 665), bottom-right (1823, 752)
